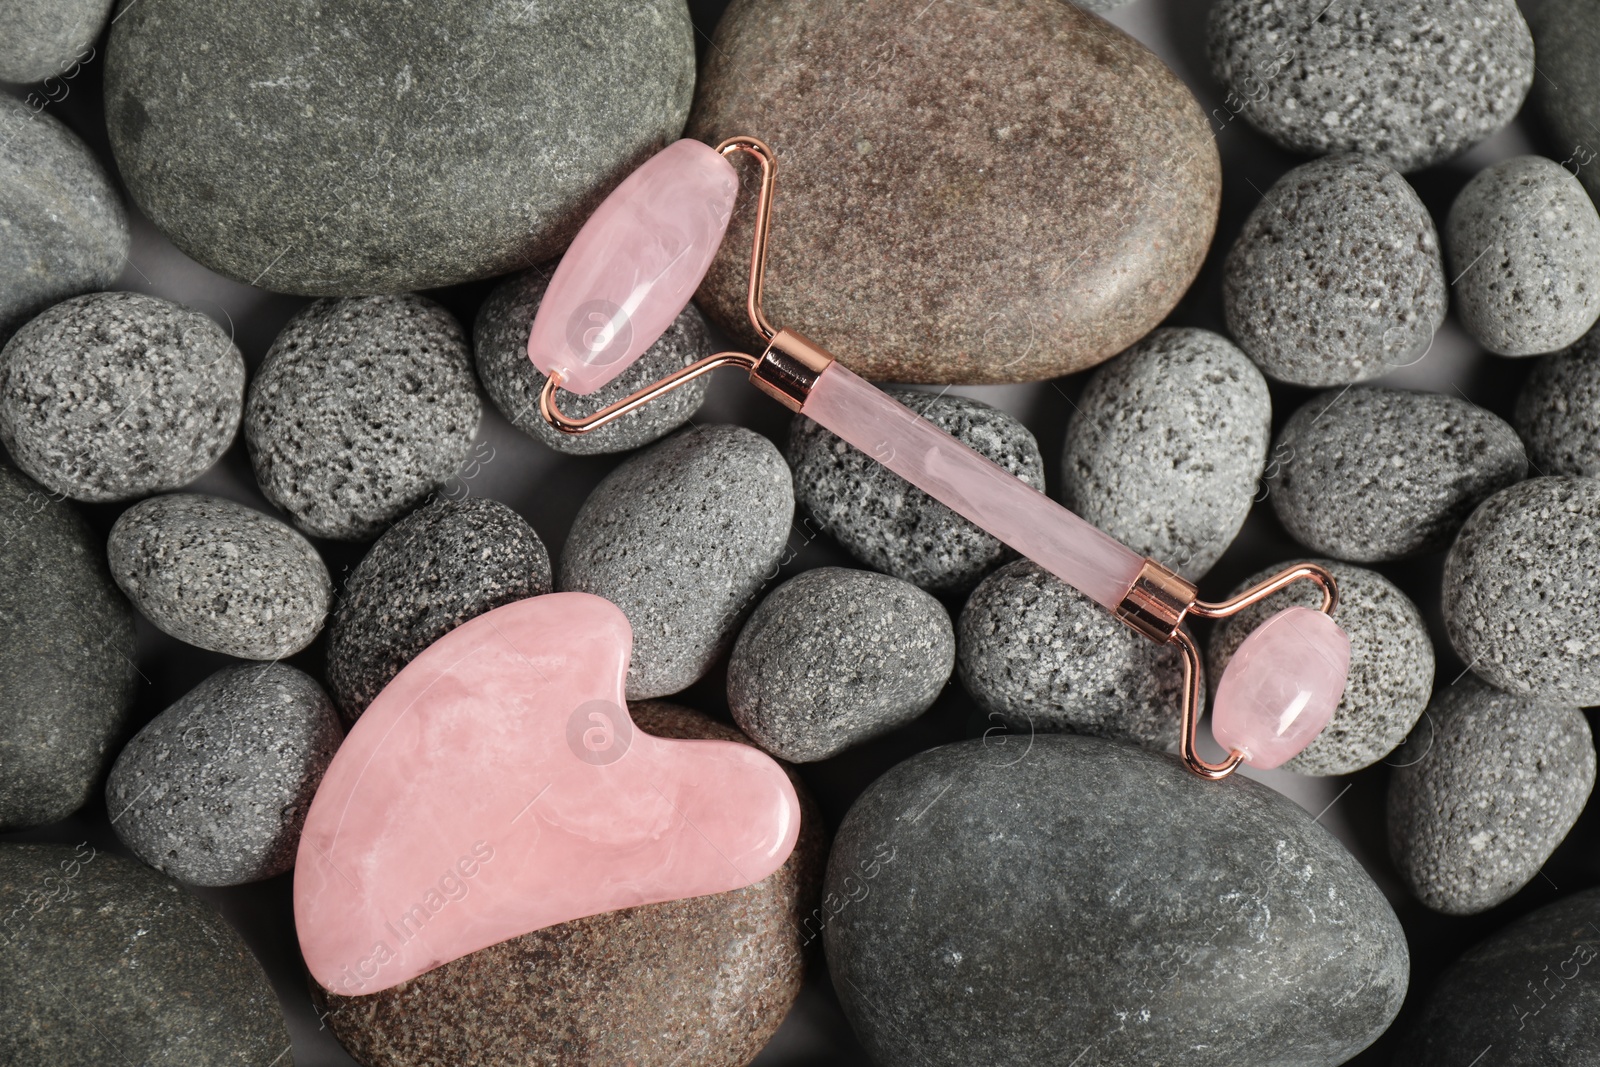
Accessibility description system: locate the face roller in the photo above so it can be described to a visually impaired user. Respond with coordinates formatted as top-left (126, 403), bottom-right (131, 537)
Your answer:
top-left (530, 136), bottom-right (1351, 780)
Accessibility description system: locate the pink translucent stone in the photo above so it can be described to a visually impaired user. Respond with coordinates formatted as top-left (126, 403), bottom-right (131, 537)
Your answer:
top-left (293, 592), bottom-right (800, 997)
top-left (527, 139), bottom-right (737, 395)
top-left (1212, 607), bottom-right (1351, 769)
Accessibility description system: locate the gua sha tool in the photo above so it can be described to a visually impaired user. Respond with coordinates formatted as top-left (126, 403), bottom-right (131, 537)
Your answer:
top-left (532, 136), bottom-right (1353, 779)
top-left (293, 592), bottom-right (800, 996)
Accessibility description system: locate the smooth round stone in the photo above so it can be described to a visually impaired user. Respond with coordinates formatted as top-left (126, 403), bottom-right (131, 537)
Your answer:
top-left (1447, 156), bottom-right (1600, 357)
top-left (0, 463), bottom-right (137, 830)
top-left (108, 493), bottom-right (333, 660)
top-left (1526, 0), bottom-right (1600, 204)
top-left (824, 736), bottom-right (1409, 1067)
top-left (1224, 156), bottom-right (1448, 387)
top-left (0, 292), bottom-right (245, 502)
top-left (0, 98), bottom-right (128, 339)
top-left (0, 843), bottom-right (290, 1064)
top-left (957, 560), bottom-right (1186, 751)
top-left (1208, 560), bottom-right (1434, 777)
top-left (1387, 677), bottom-right (1594, 916)
top-left (0, 0), bottom-right (111, 82)
top-left (559, 425), bottom-right (794, 699)
top-left (104, 1), bottom-right (695, 295)
top-left (790, 389), bottom-right (1045, 595)
top-left (1212, 607), bottom-right (1348, 770)
top-left (319, 701), bottom-right (823, 1067)
top-left (474, 268), bottom-right (714, 456)
top-left (728, 567), bottom-right (954, 762)
top-left (245, 294), bottom-right (481, 540)
top-left (327, 497), bottom-right (553, 721)
top-left (1062, 327), bottom-right (1269, 580)
top-left (1443, 476), bottom-right (1600, 705)
top-left (689, 0), bottom-right (1219, 383)
top-left (1268, 387), bottom-right (1528, 562)
top-left (106, 664), bottom-right (343, 887)
top-left (1515, 328), bottom-right (1600, 477)
top-left (1207, 0), bottom-right (1533, 172)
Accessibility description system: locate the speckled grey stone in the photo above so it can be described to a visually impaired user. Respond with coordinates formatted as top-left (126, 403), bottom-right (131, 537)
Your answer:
top-left (1208, 560), bottom-right (1434, 777)
top-left (1444, 476), bottom-right (1600, 705)
top-left (1526, 0), bottom-right (1600, 204)
top-left (825, 736), bottom-right (1409, 1067)
top-left (559, 425), bottom-right (794, 700)
top-left (0, 0), bottom-right (111, 83)
top-left (0, 98), bottom-right (127, 339)
top-left (1062, 327), bottom-right (1270, 579)
top-left (328, 497), bottom-right (552, 721)
top-left (957, 560), bottom-right (1186, 751)
top-left (1224, 156), bottom-right (1448, 388)
top-left (0, 291), bottom-right (244, 502)
top-left (106, 664), bottom-right (342, 887)
top-left (108, 493), bottom-right (332, 660)
top-left (473, 268), bottom-right (713, 456)
top-left (1268, 387), bottom-right (1528, 562)
top-left (1515, 327), bottom-right (1600, 477)
top-left (0, 463), bottom-right (137, 830)
top-left (0, 843), bottom-right (290, 1065)
top-left (245, 294), bottom-right (481, 540)
top-left (1387, 677), bottom-right (1594, 916)
top-left (727, 567), bottom-right (954, 762)
top-left (789, 389), bottom-right (1045, 595)
top-left (1207, 0), bottom-right (1532, 172)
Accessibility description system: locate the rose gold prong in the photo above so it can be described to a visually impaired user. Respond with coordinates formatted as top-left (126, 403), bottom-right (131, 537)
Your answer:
top-left (538, 351), bottom-right (759, 435)
top-left (715, 135), bottom-right (780, 343)
top-left (1174, 628), bottom-right (1245, 779)
top-left (1188, 562), bottom-right (1339, 620)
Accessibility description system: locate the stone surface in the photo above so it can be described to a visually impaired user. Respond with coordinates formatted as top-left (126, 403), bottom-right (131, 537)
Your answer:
top-left (1268, 387), bottom-right (1528, 562)
top-left (328, 497), bottom-right (552, 721)
top-left (1209, 560), bottom-right (1434, 777)
top-left (689, 0), bottom-right (1219, 383)
top-left (1062, 327), bottom-right (1270, 579)
top-left (0, 463), bottom-right (137, 830)
top-left (0, 97), bottom-right (127, 339)
top-left (0, 291), bottom-right (245, 502)
top-left (1515, 327), bottom-right (1600, 477)
top-left (559, 425), bottom-right (794, 698)
top-left (1224, 156), bottom-right (1448, 387)
top-left (106, 664), bottom-right (342, 887)
top-left (103, 0), bottom-right (695, 295)
top-left (1207, 0), bottom-right (1533, 172)
top-left (318, 701), bottom-right (823, 1067)
top-left (728, 567), bottom-right (954, 762)
top-left (1526, 0), bottom-right (1600, 204)
top-left (245, 294), bottom-right (481, 540)
top-left (108, 493), bottom-right (332, 660)
top-left (1388, 677), bottom-right (1594, 916)
top-left (957, 560), bottom-right (1187, 751)
top-left (0, 843), bottom-right (290, 1065)
top-left (789, 389), bottom-right (1045, 595)
top-left (1447, 155), bottom-right (1600, 357)
top-left (0, 0), bottom-right (111, 83)
top-left (1444, 476), bottom-right (1600, 705)
top-left (825, 736), bottom-right (1409, 1067)
top-left (474, 268), bottom-right (714, 456)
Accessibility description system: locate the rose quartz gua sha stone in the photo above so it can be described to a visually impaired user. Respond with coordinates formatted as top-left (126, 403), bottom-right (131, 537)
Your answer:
top-left (293, 592), bottom-right (800, 997)
top-left (1212, 606), bottom-right (1351, 769)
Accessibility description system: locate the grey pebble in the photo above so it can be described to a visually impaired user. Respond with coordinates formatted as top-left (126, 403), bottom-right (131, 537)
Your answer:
top-left (1268, 387), bottom-right (1528, 562)
top-left (474, 268), bottom-right (714, 455)
top-left (1514, 325), bottom-right (1600, 477)
top-left (0, 291), bottom-right (244, 502)
top-left (0, 0), bottom-right (111, 83)
top-left (1387, 677), bottom-right (1594, 916)
top-left (0, 463), bottom-right (137, 830)
top-left (106, 664), bottom-right (343, 887)
top-left (108, 493), bottom-right (332, 660)
top-left (245, 294), bottom-right (482, 541)
top-left (1062, 327), bottom-right (1270, 579)
top-left (0, 97), bottom-right (127, 339)
top-left (1526, 0), bottom-right (1600, 204)
top-left (957, 559), bottom-right (1186, 751)
top-left (789, 388), bottom-right (1045, 595)
top-left (1224, 155), bottom-right (1447, 387)
top-left (559, 425), bottom-right (794, 699)
top-left (1443, 476), bottom-right (1600, 705)
top-left (1208, 560), bottom-right (1434, 777)
top-left (825, 736), bottom-right (1409, 1067)
top-left (327, 497), bottom-right (552, 721)
top-left (1206, 0), bottom-right (1533, 172)
top-left (728, 567), bottom-right (954, 762)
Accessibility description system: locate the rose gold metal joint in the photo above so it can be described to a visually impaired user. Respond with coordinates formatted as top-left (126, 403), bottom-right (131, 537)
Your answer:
top-left (1112, 559), bottom-right (1197, 643)
top-left (749, 328), bottom-right (836, 411)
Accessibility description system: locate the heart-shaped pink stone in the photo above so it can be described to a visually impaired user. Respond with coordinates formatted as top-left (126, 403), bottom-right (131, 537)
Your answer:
top-left (1212, 606), bottom-right (1351, 770)
top-left (293, 592), bottom-right (800, 997)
